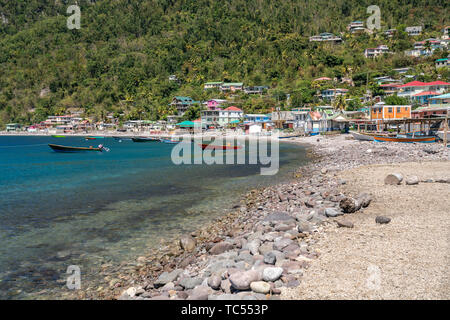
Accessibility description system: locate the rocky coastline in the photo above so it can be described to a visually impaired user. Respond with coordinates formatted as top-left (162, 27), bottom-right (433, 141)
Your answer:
top-left (83, 135), bottom-right (448, 300)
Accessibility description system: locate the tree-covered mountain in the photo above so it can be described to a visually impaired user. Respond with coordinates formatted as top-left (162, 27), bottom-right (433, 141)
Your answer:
top-left (0, 0), bottom-right (449, 126)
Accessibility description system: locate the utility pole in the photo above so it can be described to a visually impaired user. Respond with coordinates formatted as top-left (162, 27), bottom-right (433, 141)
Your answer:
top-left (444, 107), bottom-right (448, 148)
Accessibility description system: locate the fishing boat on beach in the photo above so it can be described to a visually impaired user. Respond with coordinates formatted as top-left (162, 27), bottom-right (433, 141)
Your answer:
top-left (48, 144), bottom-right (106, 152)
top-left (132, 137), bottom-right (159, 142)
top-left (350, 131), bottom-right (374, 141)
top-left (373, 136), bottom-right (436, 143)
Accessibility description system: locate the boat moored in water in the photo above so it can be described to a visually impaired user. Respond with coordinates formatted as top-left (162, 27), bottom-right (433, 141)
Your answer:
top-left (48, 144), bottom-right (105, 152)
top-left (160, 138), bottom-right (180, 144)
top-left (199, 143), bottom-right (242, 150)
top-left (132, 137), bottom-right (160, 142)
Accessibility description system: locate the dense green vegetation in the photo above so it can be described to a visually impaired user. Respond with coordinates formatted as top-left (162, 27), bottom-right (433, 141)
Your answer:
top-left (0, 0), bottom-right (449, 126)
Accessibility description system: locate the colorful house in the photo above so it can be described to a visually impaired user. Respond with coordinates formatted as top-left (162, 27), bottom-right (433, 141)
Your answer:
top-left (428, 93), bottom-right (450, 108)
top-left (371, 104), bottom-right (412, 120)
top-left (205, 99), bottom-right (228, 110)
top-left (411, 91), bottom-right (441, 105)
top-left (244, 114), bottom-right (271, 123)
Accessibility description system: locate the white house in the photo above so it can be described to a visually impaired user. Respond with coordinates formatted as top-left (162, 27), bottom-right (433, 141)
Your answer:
top-left (364, 45), bottom-right (390, 58)
top-left (405, 26), bottom-right (422, 36)
top-left (201, 106), bottom-right (243, 128)
top-left (321, 88), bottom-right (349, 100)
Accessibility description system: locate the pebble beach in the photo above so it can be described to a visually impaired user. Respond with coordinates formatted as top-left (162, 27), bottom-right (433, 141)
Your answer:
top-left (74, 134), bottom-right (449, 301)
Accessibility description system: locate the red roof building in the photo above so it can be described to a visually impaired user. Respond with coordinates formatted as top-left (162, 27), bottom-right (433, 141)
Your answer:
top-left (224, 106), bottom-right (243, 112)
top-left (397, 81), bottom-right (450, 99)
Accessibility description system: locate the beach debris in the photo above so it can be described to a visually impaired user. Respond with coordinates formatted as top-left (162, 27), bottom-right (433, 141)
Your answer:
top-left (384, 173), bottom-right (403, 185)
top-left (375, 216), bottom-right (391, 224)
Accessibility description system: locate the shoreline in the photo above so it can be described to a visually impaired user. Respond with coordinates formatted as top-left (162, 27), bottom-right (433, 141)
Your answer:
top-left (76, 134), bottom-right (448, 300)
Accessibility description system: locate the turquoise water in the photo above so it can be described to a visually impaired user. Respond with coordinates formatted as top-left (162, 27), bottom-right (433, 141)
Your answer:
top-left (0, 136), bottom-right (307, 299)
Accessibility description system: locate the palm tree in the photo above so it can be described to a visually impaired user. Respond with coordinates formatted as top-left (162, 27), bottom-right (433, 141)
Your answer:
top-left (333, 94), bottom-right (347, 112)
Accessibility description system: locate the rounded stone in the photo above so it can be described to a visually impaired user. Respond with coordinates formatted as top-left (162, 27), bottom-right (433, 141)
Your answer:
top-left (250, 281), bottom-right (271, 294)
top-left (262, 267), bottom-right (283, 282)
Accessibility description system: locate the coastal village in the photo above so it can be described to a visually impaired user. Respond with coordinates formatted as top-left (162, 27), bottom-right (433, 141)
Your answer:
top-left (3, 24), bottom-right (449, 140)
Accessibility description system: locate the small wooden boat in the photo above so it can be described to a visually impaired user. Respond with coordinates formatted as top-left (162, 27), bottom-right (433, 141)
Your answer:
top-left (373, 136), bottom-right (436, 143)
top-left (160, 138), bottom-right (180, 144)
top-left (48, 144), bottom-right (104, 152)
top-left (86, 136), bottom-right (105, 140)
top-left (309, 132), bottom-right (319, 136)
top-left (132, 137), bottom-right (159, 143)
top-left (52, 135), bottom-right (66, 138)
top-left (199, 143), bottom-right (242, 150)
top-left (350, 131), bottom-right (374, 141)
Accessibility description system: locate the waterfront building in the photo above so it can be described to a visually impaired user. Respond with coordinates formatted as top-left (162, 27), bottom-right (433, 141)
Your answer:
top-left (371, 103), bottom-right (412, 120)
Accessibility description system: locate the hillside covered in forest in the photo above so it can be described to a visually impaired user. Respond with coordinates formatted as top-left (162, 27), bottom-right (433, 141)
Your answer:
top-left (0, 0), bottom-right (449, 126)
